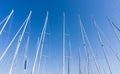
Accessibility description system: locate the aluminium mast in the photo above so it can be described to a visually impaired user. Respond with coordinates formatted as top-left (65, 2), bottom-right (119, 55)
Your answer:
top-left (9, 11), bottom-right (32, 74)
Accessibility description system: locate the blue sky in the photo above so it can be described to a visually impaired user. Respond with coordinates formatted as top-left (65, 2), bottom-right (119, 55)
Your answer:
top-left (0, 0), bottom-right (120, 74)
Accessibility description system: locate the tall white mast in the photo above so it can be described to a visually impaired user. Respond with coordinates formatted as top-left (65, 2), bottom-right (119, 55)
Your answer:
top-left (37, 12), bottom-right (48, 74)
top-left (92, 18), bottom-right (112, 74)
top-left (31, 11), bottom-right (48, 74)
top-left (0, 10), bottom-right (14, 35)
top-left (0, 17), bottom-right (27, 62)
top-left (38, 16), bottom-right (47, 73)
top-left (62, 12), bottom-right (65, 74)
top-left (32, 37), bottom-right (40, 74)
top-left (78, 15), bottom-right (101, 74)
top-left (9, 11), bottom-right (32, 74)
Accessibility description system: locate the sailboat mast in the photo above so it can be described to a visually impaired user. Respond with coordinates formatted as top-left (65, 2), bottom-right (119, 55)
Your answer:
top-left (31, 11), bottom-right (48, 74)
top-left (37, 12), bottom-right (48, 74)
top-left (62, 12), bottom-right (65, 74)
top-left (9, 11), bottom-right (32, 74)
top-left (0, 16), bottom-right (27, 62)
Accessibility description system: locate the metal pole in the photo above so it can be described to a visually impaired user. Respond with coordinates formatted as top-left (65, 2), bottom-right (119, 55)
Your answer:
top-left (9, 11), bottom-right (32, 74)
top-left (62, 12), bottom-right (65, 74)
top-left (31, 11), bottom-right (48, 74)
top-left (0, 17), bottom-right (27, 62)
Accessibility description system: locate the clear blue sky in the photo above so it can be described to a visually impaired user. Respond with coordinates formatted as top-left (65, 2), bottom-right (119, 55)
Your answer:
top-left (0, 0), bottom-right (120, 74)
